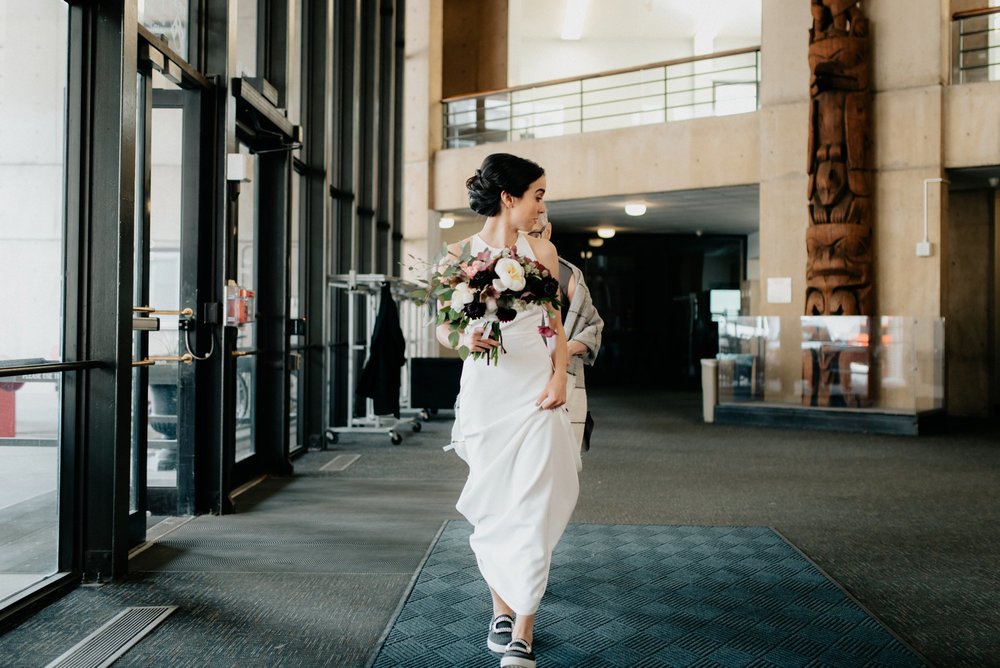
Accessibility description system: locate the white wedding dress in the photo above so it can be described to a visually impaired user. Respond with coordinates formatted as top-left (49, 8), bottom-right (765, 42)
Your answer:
top-left (452, 233), bottom-right (580, 616)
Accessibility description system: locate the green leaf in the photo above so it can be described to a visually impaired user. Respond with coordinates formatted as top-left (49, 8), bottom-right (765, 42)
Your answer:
top-left (435, 311), bottom-right (448, 325)
top-left (458, 346), bottom-right (470, 360)
top-left (448, 331), bottom-right (460, 349)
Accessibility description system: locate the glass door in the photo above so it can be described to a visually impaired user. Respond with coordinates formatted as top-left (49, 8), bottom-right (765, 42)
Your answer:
top-left (129, 61), bottom-right (207, 543)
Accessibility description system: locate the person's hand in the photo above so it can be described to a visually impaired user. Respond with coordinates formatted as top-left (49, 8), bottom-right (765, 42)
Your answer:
top-left (536, 371), bottom-right (567, 410)
top-left (464, 327), bottom-right (500, 354)
top-left (567, 340), bottom-right (588, 358)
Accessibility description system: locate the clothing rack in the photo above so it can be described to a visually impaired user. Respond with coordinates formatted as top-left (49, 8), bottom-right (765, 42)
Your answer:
top-left (325, 272), bottom-right (434, 445)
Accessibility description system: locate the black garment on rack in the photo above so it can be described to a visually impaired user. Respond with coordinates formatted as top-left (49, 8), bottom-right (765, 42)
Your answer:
top-left (357, 283), bottom-right (407, 417)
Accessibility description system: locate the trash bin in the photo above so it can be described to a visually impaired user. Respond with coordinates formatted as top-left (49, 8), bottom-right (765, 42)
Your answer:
top-left (700, 358), bottom-right (718, 423)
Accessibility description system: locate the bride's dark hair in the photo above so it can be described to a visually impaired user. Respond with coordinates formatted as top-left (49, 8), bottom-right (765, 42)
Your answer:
top-left (466, 153), bottom-right (545, 216)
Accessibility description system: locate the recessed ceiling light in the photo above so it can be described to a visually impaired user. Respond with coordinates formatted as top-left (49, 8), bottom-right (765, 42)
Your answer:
top-left (438, 216), bottom-right (455, 229)
top-left (624, 203), bottom-right (646, 216)
top-left (588, 238), bottom-right (604, 247)
top-left (596, 227), bottom-right (616, 239)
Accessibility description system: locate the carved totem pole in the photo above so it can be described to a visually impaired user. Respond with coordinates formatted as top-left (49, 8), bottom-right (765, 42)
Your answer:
top-left (804, 0), bottom-right (873, 407)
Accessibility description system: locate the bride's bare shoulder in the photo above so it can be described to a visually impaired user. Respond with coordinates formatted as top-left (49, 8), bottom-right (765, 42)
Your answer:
top-left (439, 237), bottom-right (475, 268)
top-left (524, 234), bottom-right (558, 268)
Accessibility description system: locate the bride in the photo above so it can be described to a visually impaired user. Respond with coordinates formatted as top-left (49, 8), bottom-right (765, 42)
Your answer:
top-left (437, 153), bottom-right (580, 668)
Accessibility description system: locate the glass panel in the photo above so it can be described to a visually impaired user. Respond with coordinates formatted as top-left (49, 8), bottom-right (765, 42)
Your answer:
top-left (138, 0), bottom-right (189, 62)
top-left (236, 0), bottom-right (258, 78)
top-left (716, 316), bottom-right (946, 413)
top-left (0, 374), bottom-right (61, 604)
top-left (0, 1), bottom-right (69, 364)
top-left (235, 145), bottom-right (258, 461)
top-left (0, 0), bottom-right (68, 605)
top-left (146, 104), bottom-right (184, 489)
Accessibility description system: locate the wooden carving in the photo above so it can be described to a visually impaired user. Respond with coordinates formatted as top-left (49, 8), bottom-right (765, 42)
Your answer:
top-left (806, 0), bottom-right (873, 316)
top-left (803, 0), bottom-right (873, 407)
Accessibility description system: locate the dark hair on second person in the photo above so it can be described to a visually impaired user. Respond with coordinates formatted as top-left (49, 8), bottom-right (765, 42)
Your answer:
top-left (466, 153), bottom-right (545, 217)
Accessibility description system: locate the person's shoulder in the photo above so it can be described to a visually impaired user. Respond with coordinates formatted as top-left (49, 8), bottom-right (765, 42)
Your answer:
top-left (523, 233), bottom-right (556, 257)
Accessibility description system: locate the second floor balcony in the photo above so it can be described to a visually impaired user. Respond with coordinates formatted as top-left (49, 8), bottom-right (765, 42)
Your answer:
top-left (442, 47), bottom-right (761, 150)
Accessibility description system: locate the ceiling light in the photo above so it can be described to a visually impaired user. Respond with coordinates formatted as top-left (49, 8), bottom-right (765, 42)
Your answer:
top-left (624, 203), bottom-right (646, 216)
top-left (588, 238), bottom-right (604, 247)
top-left (561, 0), bottom-right (589, 40)
top-left (438, 216), bottom-right (455, 229)
top-left (596, 227), bottom-right (615, 239)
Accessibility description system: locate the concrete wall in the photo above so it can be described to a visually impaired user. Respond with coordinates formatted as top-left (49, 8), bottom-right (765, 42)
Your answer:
top-left (432, 112), bottom-right (760, 211)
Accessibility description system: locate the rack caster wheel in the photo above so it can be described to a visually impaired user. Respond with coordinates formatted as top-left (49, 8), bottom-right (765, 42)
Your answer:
top-left (324, 429), bottom-right (339, 445)
top-left (412, 422), bottom-right (422, 433)
top-left (389, 431), bottom-right (402, 445)
top-left (419, 410), bottom-right (430, 421)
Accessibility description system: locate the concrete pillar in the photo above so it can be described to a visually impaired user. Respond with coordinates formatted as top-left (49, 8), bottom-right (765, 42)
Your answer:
top-left (402, 0), bottom-right (443, 284)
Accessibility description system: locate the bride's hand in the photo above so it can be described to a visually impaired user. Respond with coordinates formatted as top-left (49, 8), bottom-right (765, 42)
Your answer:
top-left (464, 327), bottom-right (499, 353)
top-left (536, 371), bottom-right (567, 410)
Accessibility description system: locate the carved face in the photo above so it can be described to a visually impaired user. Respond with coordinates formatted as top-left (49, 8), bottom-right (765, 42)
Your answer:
top-left (805, 223), bottom-right (872, 315)
top-left (815, 156), bottom-right (847, 207)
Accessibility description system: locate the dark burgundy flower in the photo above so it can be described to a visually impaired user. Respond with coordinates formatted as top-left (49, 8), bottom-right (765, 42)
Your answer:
top-left (470, 269), bottom-right (494, 289)
top-left (540, 276), bottom-right (559, 297)
top-left (496, 307), bottom-right (517, 322)
top-left (463, 301), bottom-right (486, 319)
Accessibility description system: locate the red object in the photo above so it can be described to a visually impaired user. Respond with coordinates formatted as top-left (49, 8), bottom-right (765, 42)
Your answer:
top-left (0, 387), bottom-right (15, 437)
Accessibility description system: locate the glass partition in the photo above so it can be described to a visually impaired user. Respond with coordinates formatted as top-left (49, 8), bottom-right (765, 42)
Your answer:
top-left (138, 0), bottom-right (189, 61)
top-left (0, 0), bottom-right (68, 606)
top-left (717, 316), bottom-right (945, 413)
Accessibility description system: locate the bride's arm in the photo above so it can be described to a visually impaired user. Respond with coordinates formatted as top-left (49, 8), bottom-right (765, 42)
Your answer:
top-left (534, 241), bottom-right (568, 409)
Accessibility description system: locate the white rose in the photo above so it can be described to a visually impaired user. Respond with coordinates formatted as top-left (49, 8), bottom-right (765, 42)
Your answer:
top-left (493, 257), bottom-right (526, 291)
top-left (451, 282), bottom-right (476, 309)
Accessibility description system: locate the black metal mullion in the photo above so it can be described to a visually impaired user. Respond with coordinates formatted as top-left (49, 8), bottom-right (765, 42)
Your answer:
top-left (300, 0), bottom-right (329, 450)
top-left (76, 0), bottom-right (138, 582)
top-left (391, 0), bottom-right (404, 270)
top-left (60, 0), bottom-right (88, 582)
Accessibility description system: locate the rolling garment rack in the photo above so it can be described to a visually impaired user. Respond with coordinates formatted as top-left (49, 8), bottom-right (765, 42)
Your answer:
top-left (325, 272), bottom-right (434, 445)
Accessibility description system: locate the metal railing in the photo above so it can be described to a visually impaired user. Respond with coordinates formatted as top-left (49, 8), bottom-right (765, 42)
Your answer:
top-left (952, 7), bottom-right (1000, 83)
top-left (442, 47), bottom-right (761, 149)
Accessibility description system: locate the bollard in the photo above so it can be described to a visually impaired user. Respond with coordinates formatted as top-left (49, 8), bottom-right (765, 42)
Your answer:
top-left (700, 359), bottom-right (718, 423)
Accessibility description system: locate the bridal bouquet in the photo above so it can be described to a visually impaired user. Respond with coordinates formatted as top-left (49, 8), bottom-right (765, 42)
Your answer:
top-left (417, 243), bottom-right (561, 364)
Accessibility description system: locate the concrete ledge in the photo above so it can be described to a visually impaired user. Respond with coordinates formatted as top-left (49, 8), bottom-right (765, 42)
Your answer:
top-left (713, 403), bottom-right (944, 436)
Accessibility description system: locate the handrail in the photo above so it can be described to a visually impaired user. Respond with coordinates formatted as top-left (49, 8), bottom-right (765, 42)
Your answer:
top-left (0, 360), bottom-right (102, 379)
top-left (953, 6), bottom-right (1000, 20)
top-left (441, 46), bottom-right (761, 103)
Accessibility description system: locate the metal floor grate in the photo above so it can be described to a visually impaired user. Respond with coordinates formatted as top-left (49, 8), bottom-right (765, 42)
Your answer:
top-left (45, 606), bottom-right (175, 668)
top-left (320, 453), bottom-right (361, 471)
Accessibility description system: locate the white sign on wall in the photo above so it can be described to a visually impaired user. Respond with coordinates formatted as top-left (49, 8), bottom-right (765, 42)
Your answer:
top-left (766, 277), bottom-right (792, 304)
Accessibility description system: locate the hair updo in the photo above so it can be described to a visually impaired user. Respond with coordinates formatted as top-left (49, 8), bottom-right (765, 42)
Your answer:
top-left (466, 153), bottom-right (545, 217)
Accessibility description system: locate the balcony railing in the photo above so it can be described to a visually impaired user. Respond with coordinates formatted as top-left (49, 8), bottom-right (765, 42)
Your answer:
top-left (952, 6), bottom-right (1000, 83)
top-left (442, 47), bottom-right (761, 150)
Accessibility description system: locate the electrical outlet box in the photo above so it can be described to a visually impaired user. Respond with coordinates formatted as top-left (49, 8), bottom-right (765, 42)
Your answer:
top-left (916, 241), bottom-right (932, 257)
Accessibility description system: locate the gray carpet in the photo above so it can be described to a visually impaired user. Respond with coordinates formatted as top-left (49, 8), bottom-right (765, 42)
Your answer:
top-left (0, 388), bottom-right (997, 666)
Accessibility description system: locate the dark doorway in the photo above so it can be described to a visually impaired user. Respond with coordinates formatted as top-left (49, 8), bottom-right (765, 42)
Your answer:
top-left (556, 233), bottom-right (745, 389)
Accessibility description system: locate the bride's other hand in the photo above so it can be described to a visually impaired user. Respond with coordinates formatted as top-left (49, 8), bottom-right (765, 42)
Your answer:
top-left (464, 327), bottom-right (500, 353)
top-left (536, 372), bottom-right (567, 410)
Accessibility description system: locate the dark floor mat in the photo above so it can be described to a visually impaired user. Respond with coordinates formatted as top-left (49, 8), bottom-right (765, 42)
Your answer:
top-left (370, 522), bottom-right (926, 667)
